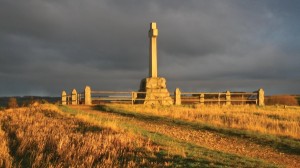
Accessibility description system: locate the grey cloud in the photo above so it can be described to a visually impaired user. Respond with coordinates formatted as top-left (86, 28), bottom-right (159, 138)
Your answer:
top-left (0, 0), bottom-right (299, 96)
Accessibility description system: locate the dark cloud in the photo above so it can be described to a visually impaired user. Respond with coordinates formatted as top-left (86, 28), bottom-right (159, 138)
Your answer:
top-left (0, 0), bottom-right (299, 96)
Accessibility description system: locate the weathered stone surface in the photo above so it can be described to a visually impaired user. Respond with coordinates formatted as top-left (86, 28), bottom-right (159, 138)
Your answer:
top-left (136, 23), bottom-right (173, 105)
top-left (226, 91), bottom-right (231, 105)
top-left (149, 22), bottom-right (158, 78)
top-left (174, 88), bottom-right (181, 105)
top-left (61, 90), bottom-right (67, 105)
top-left (84, 86), bottom-right (92, 105)
top-left (137, 77), bottom-right (173, 105)
top-left (258, 88), bottom-right (265, 106)
top-left (71, 89), bottom-right (77, 105)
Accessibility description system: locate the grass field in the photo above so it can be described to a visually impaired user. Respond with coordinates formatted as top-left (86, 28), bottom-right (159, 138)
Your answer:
top-left (1, 104), bottom-right (300, 167)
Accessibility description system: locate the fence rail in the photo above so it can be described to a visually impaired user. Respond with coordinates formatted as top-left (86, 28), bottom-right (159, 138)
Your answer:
top-left (61, 86), bottom-right (264, 106)
top-left (178, 91), bottom-right (259, 105)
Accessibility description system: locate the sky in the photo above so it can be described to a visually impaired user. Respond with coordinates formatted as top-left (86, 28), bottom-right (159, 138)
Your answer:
top-left (0, 0), bottom-right (300, 96)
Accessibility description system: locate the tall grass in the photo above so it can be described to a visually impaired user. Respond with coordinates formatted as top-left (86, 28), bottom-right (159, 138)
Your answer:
top-left (0, 126), bottom-right (13, 168)
top-left (0, 105), bottom-right (166, 167)
top-left (106, 104), bottom-right (300, 139)
top-left (59, 105), bottom-right (277, 167)
top-left (1, 104), bottom-right (297, 167)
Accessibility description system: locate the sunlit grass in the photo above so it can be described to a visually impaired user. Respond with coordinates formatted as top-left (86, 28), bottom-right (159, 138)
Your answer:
top-left (0, 104), bottom-right (168, 167)
top-left (1, 104), bottom-right (296, 167)
top-left (0, 126), bottom-right (13, 168)
top-left (106, 104), bottom-right (300, 139)
top-left (97, 104), bottom-right (300, 156)
top-left (61, 105), bottom-right (276, 167)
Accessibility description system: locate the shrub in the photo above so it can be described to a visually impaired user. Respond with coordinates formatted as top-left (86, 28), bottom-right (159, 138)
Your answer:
top-left (265, 95), bottom-right (299, 106)
top-left (296, 96), bottom-right (300, 105)
top-left (7, 97), bottom-right (19, 109)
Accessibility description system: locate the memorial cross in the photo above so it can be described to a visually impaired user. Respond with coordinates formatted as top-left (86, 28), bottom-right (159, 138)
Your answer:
top-left (149, 22), bottom-right (158, 77)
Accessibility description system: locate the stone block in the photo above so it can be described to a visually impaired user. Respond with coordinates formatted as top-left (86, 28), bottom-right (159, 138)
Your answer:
top-left (71, 89), bottom-right (78, 105)
top-left (258, 88), bottom-right (264, 106)
top-left (61, 90), bottom-right (66, 105)
top-left (174, 88), bottom-right (181, 105)
top-left (84, 86), bottom-right (92, 105)
top-left (137, 77), bottom-right (173, 105)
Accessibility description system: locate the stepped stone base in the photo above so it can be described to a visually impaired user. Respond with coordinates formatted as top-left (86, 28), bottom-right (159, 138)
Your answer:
top-left (137, 77), bottom-right (173, 105)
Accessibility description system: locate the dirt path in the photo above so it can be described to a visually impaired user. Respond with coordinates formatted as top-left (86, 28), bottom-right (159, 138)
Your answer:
top-left (71, 106), bottom-right (300, 168)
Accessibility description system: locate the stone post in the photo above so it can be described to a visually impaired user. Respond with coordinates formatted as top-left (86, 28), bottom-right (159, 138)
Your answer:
top-left (71, 89), bottom-right (78, 105)
top-left (258, 88), bottom-right (265, 106)
top-left (226, 91), bottom-right (231, 105)
top-left (84, 86), bottom-right (92, 105)
top-left (132, 92), bottom-right (137, 100)
top-left (61, 90), bottom-right (67, 105)
top-left (200, 93), bottom-right (205, 105)
top-left (174, 88), bottom-right (181, 105)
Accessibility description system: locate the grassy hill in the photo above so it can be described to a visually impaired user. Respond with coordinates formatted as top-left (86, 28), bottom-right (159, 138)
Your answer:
top-left (1, 104), bottom-right (300, 167)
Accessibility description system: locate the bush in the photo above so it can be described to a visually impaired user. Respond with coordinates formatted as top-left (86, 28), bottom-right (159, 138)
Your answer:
top-left (7, 97), bottom-right (19, 109)
top-left (265, 95), bottom-right (299, 106)
top-left (296, 96), bottom-right (300, 105)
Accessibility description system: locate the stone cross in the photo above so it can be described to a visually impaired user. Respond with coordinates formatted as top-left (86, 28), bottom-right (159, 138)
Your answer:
top-left (149, 22), bottom-right (158, 78)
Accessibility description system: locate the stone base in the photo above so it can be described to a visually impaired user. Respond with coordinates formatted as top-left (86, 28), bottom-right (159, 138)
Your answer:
top-left (136, 77), bottom-right (173, 105)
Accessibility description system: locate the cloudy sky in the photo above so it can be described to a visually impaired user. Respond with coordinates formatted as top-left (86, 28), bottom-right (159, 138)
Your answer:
top-left (0, 0), bottom-right (299, 96)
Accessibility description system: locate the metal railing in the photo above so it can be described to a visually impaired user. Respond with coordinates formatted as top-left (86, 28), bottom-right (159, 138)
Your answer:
top-left (90, 91), bottom-right (173, 105)
top-left (180, 92), bottom-right (258, 105)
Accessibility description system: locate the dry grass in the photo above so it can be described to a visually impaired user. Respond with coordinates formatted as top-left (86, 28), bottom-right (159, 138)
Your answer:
top-left (2, 103), bottom-right (299, 167)
top-left (0, 126), bottom-right (13, 168)
top-left (0, 104), bottom-right (167, 167)
top-left (108, 104), bottom-right (300, 139)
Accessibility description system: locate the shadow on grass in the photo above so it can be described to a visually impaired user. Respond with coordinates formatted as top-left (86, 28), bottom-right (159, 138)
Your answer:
top-left (74, 123), bottom-right (104, 134)
top-left (94, 105), bottom-right (300, 156)
top-left (60, 105), bottom-right (275, 167)
top-left (144, 152), bottom-right (220, 168)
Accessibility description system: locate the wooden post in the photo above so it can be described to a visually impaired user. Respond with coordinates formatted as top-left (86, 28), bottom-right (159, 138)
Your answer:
top-left (71, 89), bottom-right (78, 105)
top-left (258, 88), bottom-right (265, 106)
top-left (200, 93), bottom-right (205, 105)
top-left (61, 90), bottom-right (66, 105)
top-left (174, 88), bottom-right (181, 105)
top-left (226, 91), bottom-right (231, 105)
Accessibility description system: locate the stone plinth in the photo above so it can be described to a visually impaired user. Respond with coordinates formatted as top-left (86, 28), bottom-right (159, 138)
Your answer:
top-left (137, 77), bottom-right (173, 105)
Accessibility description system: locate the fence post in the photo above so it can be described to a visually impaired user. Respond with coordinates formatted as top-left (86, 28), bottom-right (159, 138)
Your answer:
top-left (71, 89), bottom-right (78, 105)
top-left (61, 90), bottom-right (67, 105)
top-left (200, 93), bottom-right (205, 105)
top-left (84, 86), bottom-right (92, 105)
top-left (258, 88), bottom-right (265, 106)
top-left (131, 92), bottom-right (137, 105)
top-left (218, 93), bottom-right (221, 106)
top-left (226, 91), bottom-right (231, 105)
top-left (174, 88), bottom-right (181, 105)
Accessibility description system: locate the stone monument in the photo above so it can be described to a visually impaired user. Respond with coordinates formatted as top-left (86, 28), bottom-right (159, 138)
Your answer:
top-left (137, 22), bottom-right (173, 105)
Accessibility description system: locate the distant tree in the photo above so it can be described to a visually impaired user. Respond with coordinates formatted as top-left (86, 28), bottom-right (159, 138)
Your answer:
top-left (7, 97), bottom-right (19, 109)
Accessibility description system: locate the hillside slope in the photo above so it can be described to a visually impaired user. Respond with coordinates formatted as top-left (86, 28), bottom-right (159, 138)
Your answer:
top-left (1, 104), bottom-right (299, 167)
